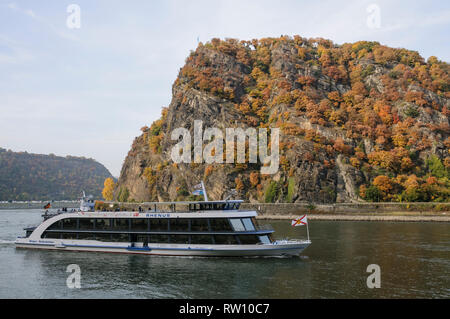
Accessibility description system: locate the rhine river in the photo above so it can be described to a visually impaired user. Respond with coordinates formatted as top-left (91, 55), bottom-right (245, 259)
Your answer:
top-left (0, 209), bottom-right (448, 298)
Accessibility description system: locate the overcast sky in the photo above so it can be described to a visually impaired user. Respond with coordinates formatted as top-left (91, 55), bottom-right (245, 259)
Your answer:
top-left (0, 0), bottom-right (449, 177)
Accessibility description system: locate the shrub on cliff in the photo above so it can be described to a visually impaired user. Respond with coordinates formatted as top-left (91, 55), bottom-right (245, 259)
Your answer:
top-left (265, 181), bottom-right (279, 203)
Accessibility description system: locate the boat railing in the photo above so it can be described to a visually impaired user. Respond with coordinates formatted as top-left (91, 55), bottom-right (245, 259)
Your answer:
top-left (273, 238), bottom-right (310, 245)
top-left (99, 200), bottom-right (244, 213)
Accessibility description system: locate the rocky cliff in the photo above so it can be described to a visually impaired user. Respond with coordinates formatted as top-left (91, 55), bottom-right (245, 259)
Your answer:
top-left (115, 36), bottom-right (449, 203)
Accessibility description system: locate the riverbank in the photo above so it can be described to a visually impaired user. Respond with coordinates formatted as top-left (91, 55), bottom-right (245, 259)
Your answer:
top-left (256, 213), bottom-right (450, 222)
top-left (244, 202), bottom-right (450, 222)
top-left (2, 200), bottom-right (449, 222)
top-left (241, 202), bottom-right (449, 214)
top-left (0, 201), bottom-right (79, 210)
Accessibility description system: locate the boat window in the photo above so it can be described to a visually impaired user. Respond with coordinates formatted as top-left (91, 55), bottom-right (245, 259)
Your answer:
top-left (190, 235), bottom-right (213, 244)
top-left (189, 204), bottom-right (201, 211)
top-left (62, 218), bottom-right (77, 230)
top-left (79, 219), bottom-right (95, 230)
top-left (78, 233), bottom-right (97, 240)
top-left (110, 233), bottom-right (130, 242)
top-left (229, 219), bottom-right (245, 232)
top-left (42, 231), bottom-right (61, 239)
top-left (150, 219), bottom-right (168, 231)
top-left (209, 219), bottom-right (233, 231)
top-left (213, 203), bottom-right (226, 210)
top-left (241, 218), bottom-right (255, 231)
top-left (190, 219), bottom-right (209, 232)
top-left (62, 233), bottom-right (78, 240)
top-left (238, 235), bottom-right (260, 244)
top-left (95, 219), bottom-right (111, 230)
top-left (48, 221), bottom-right (62, 230)
top-left (131, 219), bottom-right (148, 231)
top-left (214, 235), bottom-right (238, 245)
top-left (137, 235), bottom-right (149, 243)
top-left (149, 234), bottom-right (169, 243)
top-left (169, 235), bottom-right (189, 244)
top-left (113, 219), bottom-right (130, 231)
top-left (258, 235), bottom-right (271, 244)
top-left (169, 219), bottom-right (189, 232)
top-left (95, 233), bottom-right (112, 241)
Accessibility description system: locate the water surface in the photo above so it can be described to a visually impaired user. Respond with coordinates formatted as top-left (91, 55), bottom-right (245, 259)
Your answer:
top-left (0, 209), bottom-right (448, 298)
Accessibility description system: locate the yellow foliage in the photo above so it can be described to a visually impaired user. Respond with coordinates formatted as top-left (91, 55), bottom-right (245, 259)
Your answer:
top-left (102, 178), bottom-right (115, 201)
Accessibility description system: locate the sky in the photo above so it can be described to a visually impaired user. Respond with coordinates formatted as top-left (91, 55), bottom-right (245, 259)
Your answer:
top-left (0, 0), bottom-right (449, 177)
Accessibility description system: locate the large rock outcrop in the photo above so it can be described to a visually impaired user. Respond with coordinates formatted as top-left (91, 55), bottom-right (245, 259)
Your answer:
top-left (115, 36), bottom-right (449, 203)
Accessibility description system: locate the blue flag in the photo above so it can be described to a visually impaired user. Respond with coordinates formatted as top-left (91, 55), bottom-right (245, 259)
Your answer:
top-left (192, 189), bottom-right (204, 196)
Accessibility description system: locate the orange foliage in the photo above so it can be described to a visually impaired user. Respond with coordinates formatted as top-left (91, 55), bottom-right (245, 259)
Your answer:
top-left (373, 175), bottom-right (394, 200)
top-left (235, 177), bottom-right (245, 191)
top-left (249, 172), bottom-right (260, 187)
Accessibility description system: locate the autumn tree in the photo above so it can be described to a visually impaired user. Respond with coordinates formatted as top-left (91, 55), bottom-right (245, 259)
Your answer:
top-left (249, 171), bottom-right (260, 187)
top-left (373, 175), bottom-right (393, 201)
top-left (102, 178), bottom-right (115, 201)
top-left (235, 177), bottom-right (245, 191)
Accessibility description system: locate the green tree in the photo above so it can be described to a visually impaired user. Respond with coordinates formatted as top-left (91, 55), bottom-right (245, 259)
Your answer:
top-left (364, 186), bottom-right (382, 202)
top-left (264, 181), bottom-right (279, 203)
top-left (426, 155), bottom-right (448, 178)
top-left (286, 178), bottom-right (295, 203)
top-left (117, 187), bottom-right (130, 203)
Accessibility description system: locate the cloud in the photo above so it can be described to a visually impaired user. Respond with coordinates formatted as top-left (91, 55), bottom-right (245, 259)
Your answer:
top-left (4, 2), bottom-right (79, 42)
top-left (0, 34), bottom-right (34, 64)
top-left (381, 9), bottom-right (450, 32)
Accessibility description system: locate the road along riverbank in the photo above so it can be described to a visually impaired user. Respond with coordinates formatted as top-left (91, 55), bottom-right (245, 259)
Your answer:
top-left (256, 214), bottom-right (450, 222)
top-left (243, 202), bottom-right (450, 222)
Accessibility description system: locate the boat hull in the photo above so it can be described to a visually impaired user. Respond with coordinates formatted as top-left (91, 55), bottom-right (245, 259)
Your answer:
top-left (15, 239), bottom-right (310, 257)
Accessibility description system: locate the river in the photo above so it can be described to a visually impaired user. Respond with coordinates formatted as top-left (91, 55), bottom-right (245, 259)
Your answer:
top-left (0, 209), bottom-right (448, 298)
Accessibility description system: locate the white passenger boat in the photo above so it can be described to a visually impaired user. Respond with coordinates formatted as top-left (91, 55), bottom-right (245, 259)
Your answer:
top-left (15, 190), bottom-right (311, 257)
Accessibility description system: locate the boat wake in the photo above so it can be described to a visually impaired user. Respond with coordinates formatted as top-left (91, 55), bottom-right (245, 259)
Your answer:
top-left (0, 239), bottom-right (15, 245)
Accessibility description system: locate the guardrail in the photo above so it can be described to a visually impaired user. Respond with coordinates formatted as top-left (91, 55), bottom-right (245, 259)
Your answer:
top-left (274, 239), bottom-right (310, 245)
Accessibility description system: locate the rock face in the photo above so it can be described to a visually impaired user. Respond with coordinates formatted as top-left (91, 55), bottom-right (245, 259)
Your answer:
top-left (115, 36), bottom-right (449, 204)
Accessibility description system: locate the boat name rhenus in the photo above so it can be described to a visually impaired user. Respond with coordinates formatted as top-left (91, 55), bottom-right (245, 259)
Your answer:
top-left (170, 120), bottom-right (280, 174)
top-left (145, 213), bottom-right (171, 218)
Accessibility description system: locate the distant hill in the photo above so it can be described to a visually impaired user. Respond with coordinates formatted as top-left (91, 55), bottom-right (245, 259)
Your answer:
top-left (0, 148), bottom-right (113, 201)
